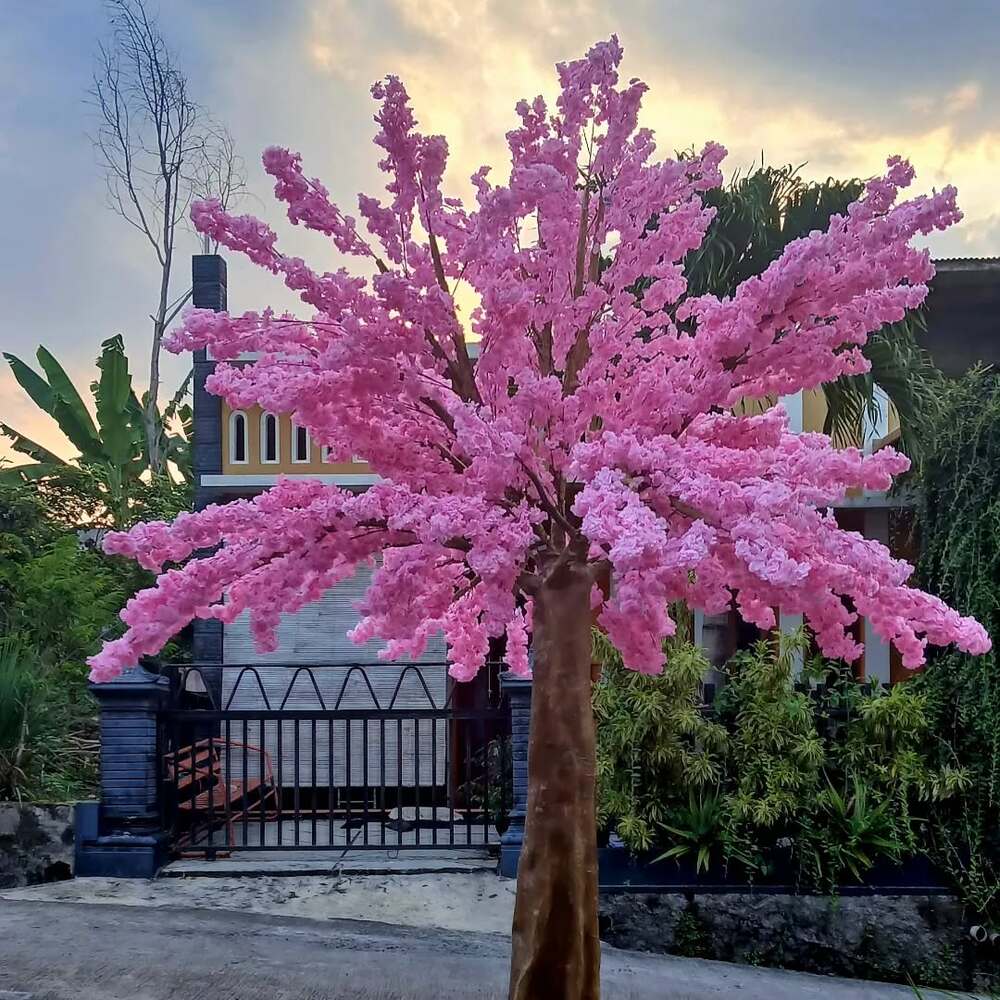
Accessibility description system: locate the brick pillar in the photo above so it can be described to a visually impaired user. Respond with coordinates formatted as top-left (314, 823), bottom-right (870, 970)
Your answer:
top-left (75, 664), bottom-right (170, 878)
top-left (191, 254), bottom-right (227, 701)
top-left (499, 670), bottom-right (532, 878)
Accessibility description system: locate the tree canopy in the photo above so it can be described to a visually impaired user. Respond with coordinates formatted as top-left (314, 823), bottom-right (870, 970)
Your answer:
top-left (85, 37), bottom-right (990, 1000)
top-left (89, 38), bottom-right (986, 684)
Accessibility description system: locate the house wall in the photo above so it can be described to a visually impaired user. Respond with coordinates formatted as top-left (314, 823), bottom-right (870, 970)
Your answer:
top-left (221, 402), bottom-right (369, 477)
top-left (220, 563), bottom-right (450, 787)
top-left (738, 388), bottom-right (900, 445)
top-left (712, 389), bottom-right (906, 677)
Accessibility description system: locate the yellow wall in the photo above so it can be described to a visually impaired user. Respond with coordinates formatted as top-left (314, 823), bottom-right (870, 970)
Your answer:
top-left (220, 392), bottom-right (903, 475)
top-left (222, 403), bottom-right (370, 475)
top-left (736, 390), bottom-right (900, 448)
top-left (803, 389), bottom-right (826, 435)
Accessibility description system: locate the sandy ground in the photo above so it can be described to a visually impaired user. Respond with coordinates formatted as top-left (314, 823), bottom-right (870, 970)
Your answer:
top-left (0, 870), bottom-right (518, 935)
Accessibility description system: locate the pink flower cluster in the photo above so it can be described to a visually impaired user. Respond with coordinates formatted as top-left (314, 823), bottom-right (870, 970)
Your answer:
top-left (90, 36), bottom-right (989, 684)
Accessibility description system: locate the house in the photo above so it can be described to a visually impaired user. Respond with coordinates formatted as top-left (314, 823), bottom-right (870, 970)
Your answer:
top-left (184, 255), bottom-right (1000, 782)
top-left (185, 256), bottom-right (502, 815)
top-left (696, 256), bottom-right (1000, 683)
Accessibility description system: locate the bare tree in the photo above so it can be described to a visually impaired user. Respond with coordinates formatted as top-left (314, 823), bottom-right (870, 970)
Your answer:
top-left (90, 0), bottom-right (245, 474)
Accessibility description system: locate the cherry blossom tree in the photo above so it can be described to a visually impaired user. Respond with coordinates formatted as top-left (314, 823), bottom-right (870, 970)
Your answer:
top-left (89, 38), bottom-right (989, 1000)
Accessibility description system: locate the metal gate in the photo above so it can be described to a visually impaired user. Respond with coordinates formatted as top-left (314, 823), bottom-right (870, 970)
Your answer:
top-left (159, 663), bottom-right (512, 856)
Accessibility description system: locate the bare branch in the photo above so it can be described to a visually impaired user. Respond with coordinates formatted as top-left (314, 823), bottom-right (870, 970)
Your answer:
top-left (184, 121), bottom-right (248, 250)
top-left (162, 286), bottom-right (193, 329)
top-left (517, 457), bottom-right (578, 541)
top-left (88, 0), bottom-right (245, 475)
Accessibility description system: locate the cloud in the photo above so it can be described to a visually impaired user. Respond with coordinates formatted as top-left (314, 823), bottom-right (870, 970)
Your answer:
top-left (3, 0), bottom-right (999, 464)
top-left (289, 2), bottom-right (1000, 250)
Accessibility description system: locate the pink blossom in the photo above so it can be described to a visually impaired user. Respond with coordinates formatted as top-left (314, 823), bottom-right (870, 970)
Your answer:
top-left (90, 38), bottom-right (988, 684)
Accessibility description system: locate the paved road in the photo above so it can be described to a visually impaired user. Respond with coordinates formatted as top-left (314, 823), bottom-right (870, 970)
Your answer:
top-left (0, 899), bottom-right (946, 999)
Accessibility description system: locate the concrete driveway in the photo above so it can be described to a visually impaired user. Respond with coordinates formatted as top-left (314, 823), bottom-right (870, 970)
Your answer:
top-left (0, 899), bottom-right (954, 1000)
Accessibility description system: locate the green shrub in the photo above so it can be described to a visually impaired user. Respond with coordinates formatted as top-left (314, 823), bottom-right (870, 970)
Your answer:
top-left (593, 613), bottom-right (726, 854)
top-left (0, 481), bottom-right (157, 802)
top-left (910, 370), bottom-right (1000, 919)
top-left (594, 626), bottom-right (970, 893)
top-left (0, 635), bottom-right (40, 801)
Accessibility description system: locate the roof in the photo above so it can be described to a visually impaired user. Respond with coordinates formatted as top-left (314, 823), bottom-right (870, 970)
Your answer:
top-left (933, 256), bottom-right (1000, 271)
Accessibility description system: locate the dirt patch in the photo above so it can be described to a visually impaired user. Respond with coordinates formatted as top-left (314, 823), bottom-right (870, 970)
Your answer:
top-left (0, 870), bottom-right (517, 935)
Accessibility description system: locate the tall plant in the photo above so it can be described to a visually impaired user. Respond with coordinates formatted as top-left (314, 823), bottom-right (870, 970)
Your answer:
top-left (0, 482), bottom-right (138, 802)
top-left (2, 336), bottom-right (192, 527)
top-left (0, 636), bottom-right (39, 801)
top-left (914, 369), bottom-right (1000, 917)
top-left (86, 39), bottom-right (987, 999)
top-left (594, 616), bottom-right (726, 853)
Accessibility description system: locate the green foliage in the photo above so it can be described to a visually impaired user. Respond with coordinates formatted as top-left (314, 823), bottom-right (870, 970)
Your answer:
top-left (683, 163), bottom-right (864, 298)
top-left (0, 337), bottom-right (196, 800)
top-left (656, 791), bottom-right (728, 873)
top-left (798, 777), bottom-right (905, 889)
top-left (595, 626), bottom-right (970, 893)
top-left (0, 479), bottom-right (168, 802)
top-left (2, 337), bottom-right (192, 527)
top-left (716, 632), bottom-right (825, 832)
top-left (0, 635), bottom-right (39, 800)
top-left (911, 369), bottom-right (1000, 918)
top-left (593, 612), bottom-right (726, 854)
top-left (1, 535), bottom-right (130, 662)
top-left (671, 909), bottom-right (711, 959)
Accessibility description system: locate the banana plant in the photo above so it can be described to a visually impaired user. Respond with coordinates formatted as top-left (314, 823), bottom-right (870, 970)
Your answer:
top-left (2, 337), bottom-right (192, 527)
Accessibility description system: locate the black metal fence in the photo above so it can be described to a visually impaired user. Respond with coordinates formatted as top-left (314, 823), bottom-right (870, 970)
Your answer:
top-left (159, 663), bottom-right (511, 856)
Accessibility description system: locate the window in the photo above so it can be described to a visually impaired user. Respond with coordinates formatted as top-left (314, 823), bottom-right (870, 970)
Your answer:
top-left (862, 384), bottom-right (890, 454)
top-left (260, 412), bottom-right (280, 464)
top-left (320, 446), bottom-right (362, 465)
top-left (293, 423), bottom-right (311, 463)
top-left (229, 411), bottom-right (248, 464)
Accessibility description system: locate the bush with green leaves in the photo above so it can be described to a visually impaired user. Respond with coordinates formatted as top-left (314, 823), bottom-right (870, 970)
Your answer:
top-left (593, 615), bottom-right (726, 854)
top-left (910, 369), bottom-right (1000, 918)
top-left (594, 626), bottom-right (972, 893)
top-left (0, 480), bottom-right (180, 802)
top-left (0, 635), bottom-right (39, 800)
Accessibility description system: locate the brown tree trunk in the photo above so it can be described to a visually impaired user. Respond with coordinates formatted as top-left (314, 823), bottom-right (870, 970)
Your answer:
top-left (509, 560), bottom-right (600, 1000)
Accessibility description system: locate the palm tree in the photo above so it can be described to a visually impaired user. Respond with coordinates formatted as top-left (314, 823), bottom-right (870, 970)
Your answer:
top-left (684, 162), bottom-right (940, 457)
top-left (1, 336), bottom-right (192, 527)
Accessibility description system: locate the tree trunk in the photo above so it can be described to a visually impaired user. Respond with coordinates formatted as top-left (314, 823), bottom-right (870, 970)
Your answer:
top-left (508, 560), bottom-right (600, 1000)
top-left (144, 316), bottom-right (164, 476)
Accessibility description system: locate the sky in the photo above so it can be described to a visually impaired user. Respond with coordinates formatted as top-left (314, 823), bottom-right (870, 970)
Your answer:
top-left (2, 0), bottom-right (999, 465)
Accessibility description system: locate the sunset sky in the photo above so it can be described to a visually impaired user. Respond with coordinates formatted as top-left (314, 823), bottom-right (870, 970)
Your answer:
top-left (2, 1), bottom-right (998, 464)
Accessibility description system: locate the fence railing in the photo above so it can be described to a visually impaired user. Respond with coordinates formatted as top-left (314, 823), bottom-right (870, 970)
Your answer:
top-left (157, 662), bottom-right (512, 855)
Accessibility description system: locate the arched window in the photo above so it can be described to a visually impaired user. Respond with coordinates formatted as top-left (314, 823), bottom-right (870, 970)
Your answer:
top-left (229, 410), bottom-right (248, 464)
top-left (292, 422), bottom-right (311, 463)
top-left (260, 412), bottom-right (279, 464)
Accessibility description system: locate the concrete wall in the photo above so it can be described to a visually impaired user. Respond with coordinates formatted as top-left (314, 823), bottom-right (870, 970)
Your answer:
top-left (599, 891), bottom-right (997, 991)
top-left (0, 803), bottom-right (75, 888)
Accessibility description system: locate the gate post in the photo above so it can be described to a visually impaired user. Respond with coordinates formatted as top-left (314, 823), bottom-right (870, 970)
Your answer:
top-left (75, 663), bottom-right (170, 878)
top-left (191, 252), bottom-right (227, 707)
top-left (499, 670), bottom-right (532, 877)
